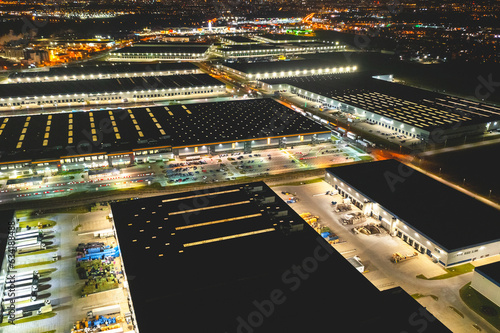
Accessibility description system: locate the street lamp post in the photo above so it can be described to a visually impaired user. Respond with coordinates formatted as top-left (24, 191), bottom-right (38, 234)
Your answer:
top-left (489, 189), bottom-right (492, 198)
top-left (463, 178), bottom-right (466, 186)
top-left (439, 167), bottom-right (441, 176)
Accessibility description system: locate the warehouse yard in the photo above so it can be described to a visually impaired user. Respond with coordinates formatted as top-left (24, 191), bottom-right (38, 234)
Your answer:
top-left (2, 206), bottom-right (134, 333)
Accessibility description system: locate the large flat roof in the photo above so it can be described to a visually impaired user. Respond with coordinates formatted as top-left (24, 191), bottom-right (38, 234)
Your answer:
top-left (113, 43), bottom-right (210, 55)
top-left (223, 58), bottom-right (354, 75)
top-left (327, 160), bottom-right (500, 251)
top-left (220, 42), bottom-right (333, 53)
top-left (221, 36), bottom-right (257, 43)
top-left (7, 62), bottom-right (199, 79)
top-left (0, 74), bottom-right (221, 98)
top-left (262, 74), bottom-right (500, 131)
top-left (475, 262), bottom-right (500, 286)
top-left (220, 43), bottom-right (282, 51)
top-left (0, 98), bottom-right (328, 162)
top-left (258, 33), bottom-right (317, 42)
top-left (111, 181), bottom-right (449, 332)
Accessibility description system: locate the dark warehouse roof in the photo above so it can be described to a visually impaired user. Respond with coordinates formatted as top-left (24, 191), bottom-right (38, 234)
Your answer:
top-left (258, 33), bottom-right (317, 42)
top-left (326, 160), bottom-right (500, 252)
top-left (223, 58), bottom-right (354, 75)
top-left (474, 262), bottom-right (500, 287)
top-left (111, 181), bottom-right (450, 332)
top-left (221, 36), bottom-right (258, 43)
top-left (0, 98), bottom-right (328, 163)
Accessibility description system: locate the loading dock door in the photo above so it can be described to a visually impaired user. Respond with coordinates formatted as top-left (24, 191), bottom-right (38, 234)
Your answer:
top-left (381, 219), bottom-right (391, 231)
top-left (426, 249), bottom-right (432, 257)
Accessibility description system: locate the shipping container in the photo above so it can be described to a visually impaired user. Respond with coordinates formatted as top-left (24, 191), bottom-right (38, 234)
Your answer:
top-left (17, 243), bottom-right (46, 254)
top-left (89, 304), bottom-right (121, 318)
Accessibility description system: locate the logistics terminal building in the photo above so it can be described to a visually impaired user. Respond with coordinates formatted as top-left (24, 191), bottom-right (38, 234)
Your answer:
top-left (0, 73), bottom-right (225, 112)
top-left (218, 59), bottom-right (357, 80)
top-left (107, 43), bottom-right (214, 61)
top-left (260, 73), bottom-right (500, 140)
top-left (110, 181), bottom-right (449, 332)
top-left (0, 98), bottom-right (330, 172)
top-left (325, 159), bottom-right (500, 267)
top-left (6, 62), bottom-right (201, 83)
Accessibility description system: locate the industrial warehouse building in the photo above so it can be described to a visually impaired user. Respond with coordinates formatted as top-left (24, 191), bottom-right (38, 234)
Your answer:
top-left (471, 262), bottom-right (500, 307)
top-left (110, 181), bottom-right (449, 332)
top-left (254, 33), bottom-right (318, 43)
top-left (325, 160), bottom-right (500, 267)
top-left (6, 62), bottom-right (201, 83)
top-left (0, 73), bottom-right (225, 111)
top-left (107, 43), bottom-right (213, 61)
top-left (0, 210), bottom-right (14, 293)
top-left (260, 73), bottom-right (500, 140)
top-left (0, 98), bottom-right (330, 172)
top-left (212, 42), bottom-right (345, 59)
top-left (218, 58), bottom-right (357, 80)
top-left (219, 35), bottom-right (260, 45)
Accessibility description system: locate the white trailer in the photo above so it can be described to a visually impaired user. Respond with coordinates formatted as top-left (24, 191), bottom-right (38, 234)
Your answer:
top-left (2, 295), bottom-right (37, 307)
top-left (89, 304), bottom-right (121, 318)
top-left (362, 139), bottom-right (375, 148)
top-left (356, 139), bottom-right (369, 147)
top-left (2, 288), bottom-right (37, 302)
top-left (4, 279), bottom-right (38, 290)
top-left (346, 131), bottom-right (357, 140)
top-left (3, 284), bottom-right (37, 295)
top-left (15, 237), bottom-right (40, 247)
top-left (6, 271), bottom-right (39, 283)
top-left (15, 229), bottom-right (41, 238)
top-left (1, 310), bottom-right (23, 322)
top-left (15, 232), bottom-right (42, 241)
top-left (17, 243), bottom-right (45, 254)
top-left (2, 300), bottom-right (49, 317)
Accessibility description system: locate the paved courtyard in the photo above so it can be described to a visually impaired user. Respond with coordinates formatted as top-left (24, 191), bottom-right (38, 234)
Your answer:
top-left (272, 181), bottom-right (500, 333)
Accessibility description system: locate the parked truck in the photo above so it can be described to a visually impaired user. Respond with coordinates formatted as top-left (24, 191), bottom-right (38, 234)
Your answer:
top-left (17, 243), bottom-right (46, 254)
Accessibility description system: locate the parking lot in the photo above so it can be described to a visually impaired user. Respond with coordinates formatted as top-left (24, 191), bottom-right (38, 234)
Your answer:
top-left (155, 141), bottom-right (368, 186)
top-left (272, 180), bottom-right (499, 333)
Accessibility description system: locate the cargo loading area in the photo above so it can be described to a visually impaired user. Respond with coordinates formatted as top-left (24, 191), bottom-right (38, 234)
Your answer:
top-left (0, 98), bottom-right (330, 169)
top-left (325, 159), bottom-right (500, 267)
top-left (110, 181), bottom-right (449, 332)
top-left (0, 205), bottom-right (136, 332)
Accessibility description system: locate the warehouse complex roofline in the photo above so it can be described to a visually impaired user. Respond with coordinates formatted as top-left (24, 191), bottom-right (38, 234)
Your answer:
top-left (325, 160), bottom-right (500, 252)
top-left (110, 181), bottom-right (450, 332)
top-left (0, 98), bottom-right (329, 164)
